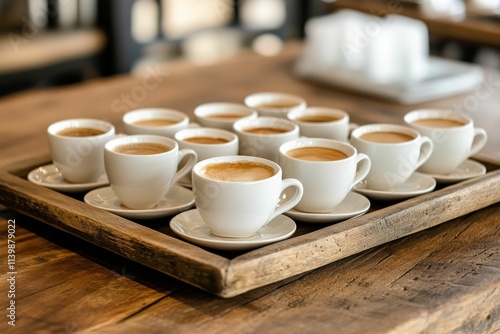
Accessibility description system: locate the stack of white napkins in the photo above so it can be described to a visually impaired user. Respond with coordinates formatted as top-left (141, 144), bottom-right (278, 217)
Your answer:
top-left (295, 10), bottom-right (484, 104)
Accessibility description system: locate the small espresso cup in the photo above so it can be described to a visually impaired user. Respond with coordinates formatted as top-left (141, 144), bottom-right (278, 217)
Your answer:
top-left (104, 135), bottom-right (197, 209)
top-left (233, 116), bottom-right (299, 163)
top-left (351, 124), bottom-right (433, 191)
top-left (404, 109), bottom-right (488, 175)
top-left (47, 118), bottom-right (116, 184)
top-left (174, 127), bottom-right (239, 185)
top-left (244, 92), bottom-right (306, 118)
top-left (123, 108), bottom-right (190, 138)
top-left (279, 138), bottom-right (371, 213)
top-left (287, 107), bottom-right (354, 141)
top-left (194, 102), bottom-right (258, 131)
top-left (192, 155), bottom-right (303, 238)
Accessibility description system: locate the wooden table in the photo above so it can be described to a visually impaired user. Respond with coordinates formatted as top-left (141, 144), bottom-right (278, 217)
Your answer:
top-left (0, 42), bottom-right (499, 333)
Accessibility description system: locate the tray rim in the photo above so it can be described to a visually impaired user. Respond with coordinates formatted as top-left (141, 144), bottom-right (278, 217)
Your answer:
top-left (1, 154), bottom-right (499, 298)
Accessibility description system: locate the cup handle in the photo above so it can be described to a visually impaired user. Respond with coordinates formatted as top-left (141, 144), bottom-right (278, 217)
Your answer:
top-left (469, 128), bottom-right (488, 157)
top-left (173, 149), bottom-right (197, 185)
top-left (415, 136), bottom-right (434, 170)
top-left (351, 153), bottom-right (371, 188)
top-left (268, 178), bottom-right (303, 223)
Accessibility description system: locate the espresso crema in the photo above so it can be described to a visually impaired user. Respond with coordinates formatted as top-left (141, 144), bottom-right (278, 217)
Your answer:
top-left (133, 119), bottom-right (179, 127)
top-left (202, 161), bottom-right (274, 182)
top-left (360, 131), bottom-right (414, 144)
top-left (286, 147), bottom-right (348, 161)
top-left (206, 114), bottom-right (247, 120)
top-left (295, 115), bottom-right (342, 123)
top-left (184, 136), bottom-right (229, 144)
top-left (412, 118), bottom-right (466, 128)
top-left (114, 143), bottom-right (171, 155)
top-left (255, 101), bottom-right (300, 111)
top-left (57, 127), bottom-right (105, 137)
top-left (243, 127), bottom-right (289, 135)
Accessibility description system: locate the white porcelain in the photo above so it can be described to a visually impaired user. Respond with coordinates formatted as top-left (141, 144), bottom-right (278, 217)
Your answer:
top-left (233, 116), bottom-right (299, 163)
top-left (244, 92), bottom-right (306, 118)
top-left (84, 185), bottom-right (194, 219)
top-left (123, 108), bottom-right (190, 138)
top-left (283, 191), bottom-right (370, 224)
top-left (175, 127), bottom-right (239, 186)
top-left (423, 159), bottom-right (486, 184)
top-left (287, 107), bottom-right (353, 142)
top-left (353, 172), bottom-right (436, 201)
top-left (170, 209), bottom-right (296, 251)
top-left (47, 118), bottom-right (115, 184)
top-left (28, 164), bottom-right (108, 193)
top-left (295, 54), bottom-right (484, 105)
top-left (279, 138), bottom-right (370, 213)
top-left (420, 0), bottom-right (466, 19)
top-left (351, 123), bottom-right (433, 191)
top-left (404, 109), bottom-right (488, 175)
top-left (363, 15), bottom-right (429, 84)
top-left (193, 102), bottom-right (257, 131)
top-left (104, 135), bottom-right (197, 210)
top-left (192, 155), bottom-right (303, 238)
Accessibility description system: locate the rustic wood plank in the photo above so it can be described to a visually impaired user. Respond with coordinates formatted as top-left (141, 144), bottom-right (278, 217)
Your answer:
top-left (223, 168), bottom-right (500, 296)
top-left (1, 40), bottom-right (499, 332)
top-left (1, 157), bottom-right (498, 298)
top-left (0, 169), bottom-right (230, 294)
top-left (67, 203), bottom-right (500, 334)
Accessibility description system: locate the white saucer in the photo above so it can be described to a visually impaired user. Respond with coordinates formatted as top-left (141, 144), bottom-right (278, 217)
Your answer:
top-left (84, 185), bottom-right (194, 219)
top-left (28, 164), bottom-right (108, 193)
top-left (353, 172), bottom-right (436, 201)
top-left (283, 192), bottom-right (370, 224)
top-left (420, 159), bottom-right (486, 184)
top-left (170, 209), bottom-right (296, 251)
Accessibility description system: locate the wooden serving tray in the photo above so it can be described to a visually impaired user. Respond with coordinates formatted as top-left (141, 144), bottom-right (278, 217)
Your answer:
top-left (1, 154), bottom-right (499, 298)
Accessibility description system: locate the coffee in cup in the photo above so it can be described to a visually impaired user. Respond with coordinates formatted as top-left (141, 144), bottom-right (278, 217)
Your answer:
top-left (243, 127), bottom-right (290, 135)
top-left (175, 127), bottom-right (239, 186)
top-left (56, 127), bottom-right (106, 137)
top-left (404, 109), bottom-right (487, 175)
top-left (104, 135), bottom-right (197, 210)
top-left (233, 116), bottom-right (299, 163)
top-left (351, 124), bottom-right (433, 191)
top-left (287, 107), bottom-right (353, 141)
top-left (113, 142), bottom-right (172, 155)
top-left (244, 92), bottom-right (306, 118)
top-left (285, 146), bottom-right (348, 161)
top-left (194, 102), bottom-right (258, 131)
top-left (123, 108), bottom-right (190, 138)
top-left (192, 156), bottom-right (303, 238)
top-left (47, 118), bottom-right (116, 184)
top-left (202, 160), bottom-right (275, 182)
top-left (359, 131), bottom-right (414, 143)
top-left (183, 137), bottom-right (229, 144)
top-left (279, 138), bottom-right (370, 213)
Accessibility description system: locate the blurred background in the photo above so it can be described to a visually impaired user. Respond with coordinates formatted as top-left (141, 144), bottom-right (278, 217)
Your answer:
top-left (0, 0), bottom-right (499, 97)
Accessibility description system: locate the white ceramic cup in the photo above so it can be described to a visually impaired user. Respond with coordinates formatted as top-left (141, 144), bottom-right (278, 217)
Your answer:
top-left (47, 118), bottom-right (116, 184)
top-left (233, 116), bottom-right (300, 163)
top-left (404, 109), bottom-right (488, 175)
top-left (287, 107), bottom-right (355, 141)
top-left (244, 92), bottom-right (306, 118)
top-left (123, 108), bottom-right (190, 138)
top-left (351, 124), bottom-right (433, 191)
top-left (193, 102), bottom-right (258, 131)
top-left (192, 155), bottom-right (303, 238)
top-left (279, 138), bottom-right (371, 213)
top-left (174, 127), bottom-right (239, 185)
top-left (104, 135), bottom-right (197, 210)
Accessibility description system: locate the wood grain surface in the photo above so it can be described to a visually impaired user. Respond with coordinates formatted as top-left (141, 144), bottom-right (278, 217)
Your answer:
top-left (0, 41), bottom-right (499, 333)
